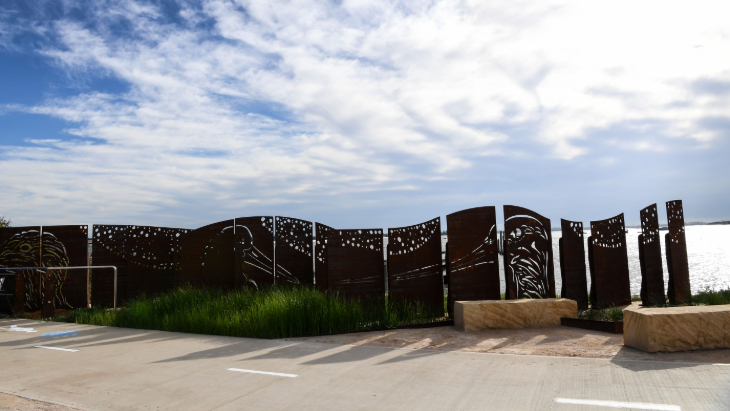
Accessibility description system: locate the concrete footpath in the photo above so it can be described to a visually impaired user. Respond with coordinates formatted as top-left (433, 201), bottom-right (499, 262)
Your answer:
top-left (1, 319), bottom-right (728, 411)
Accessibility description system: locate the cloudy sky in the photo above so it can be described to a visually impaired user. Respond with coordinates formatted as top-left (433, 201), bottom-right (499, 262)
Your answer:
top-left (1, 0), bottom-right (728, 230)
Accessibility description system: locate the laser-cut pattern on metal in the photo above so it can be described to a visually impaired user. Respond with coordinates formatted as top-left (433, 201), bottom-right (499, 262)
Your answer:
top-left (1, 227), bottom-right (41, 312)
top-left (314, 223), bottom-right (334, 292)
top-left (41, 225), bottom-right (89, 309)
top-left (665, 200), bottom-right (690, 304)
top-left (327, 229), bottom-right (384, 304)
top-left (590, 214), bottom-right (631, 308)
top-left (275, 217), bottom-right (313, 285)
top-left (93, 225), bottom-right (190, 305)
top-left (179, 220), bottom-right (235, 289)
top-left (503, 206), bottom-right (555, 299)
top-left (446, 207), bottom-right (500, 315)
top-left (388, 218), bottom-right (443, 315)
top-left (234, 217), bottom-right (275, 289)
top-left (559, 219), bottom-right (588, 309)
top-left (639, 204), bottom-right (665, 306)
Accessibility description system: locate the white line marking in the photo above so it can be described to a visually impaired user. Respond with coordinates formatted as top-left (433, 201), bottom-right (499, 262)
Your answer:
top-left (555, 398), bottom-right (680, 410)
top-left (0, 326), bottom-right (37, 333)
top-left (227, 368), bottom-right (297, 378)
top-left (35, 346), bottom-right (79, 352)
top-left (714, 363), bottom-right (730, 366)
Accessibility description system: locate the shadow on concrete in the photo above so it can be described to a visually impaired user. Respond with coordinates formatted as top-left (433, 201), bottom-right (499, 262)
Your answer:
top-left (610, 346), bottom-right (730, 370)
top-left (152, 341), bottom-right (269, 363)
top-left (301, 346), bottom-right (385, 365)
top-left (241, 343), bottom-right (334, 361)
top-left (375, 348), bottom-right (442, 365)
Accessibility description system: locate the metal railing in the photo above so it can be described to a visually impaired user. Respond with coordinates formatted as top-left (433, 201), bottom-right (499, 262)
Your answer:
top-left (0, 266), bottom-right (118, 310)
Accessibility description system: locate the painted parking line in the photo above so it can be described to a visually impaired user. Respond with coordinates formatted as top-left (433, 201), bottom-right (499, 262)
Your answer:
top-left (713, 363), bottom-right (729, 366)
top-left (35, 346), bottom-right (79, 352)
top-left (227, 368), bottom-right (298, 378)
top-left (554, 398), bottom-right (681, 410)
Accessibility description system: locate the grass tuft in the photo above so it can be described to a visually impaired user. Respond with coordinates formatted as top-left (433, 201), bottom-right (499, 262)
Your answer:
top-left (55, 285), bottom-right (446, 339)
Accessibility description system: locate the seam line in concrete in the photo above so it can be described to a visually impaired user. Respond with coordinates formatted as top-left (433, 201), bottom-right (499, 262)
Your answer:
top-left (0, 389), bottom-right (100, 411)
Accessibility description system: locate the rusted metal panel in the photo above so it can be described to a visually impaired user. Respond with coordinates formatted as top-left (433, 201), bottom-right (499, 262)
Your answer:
top-left (124, 226), bottom-right (189, 300)
top-left (446, 207), bottom-right (500, 316)
top-left (503, 206), bottom-right (555, 299)
top-left (41, 225), bottom-right (89, 309)
top-left (314, 223), bottom-right (334, 292)
top-left (388, 218), bottom-right (444, 316)
top-left (326, 229), bottom-right (385, 305)
top-left (559, 219), bottom-right (588, 309)
top-left (179, 220), bottom-right (235, 288)
top-left (275, 217), bottom-right (314, 285)
top-left (0, 226), bottom-right (41, 311)
top-left (91, 225), bottom-right (128, 307)
top-left (587, 236), bottom-right (596, 306)
top-left (590, 213), bottom-right (631, 308)
top-left (665, 200), bottom-right (690, 305)
top-left (639, 204), bottom-right (665, 306)
top-left (234, 217), bottom-right (275, 289)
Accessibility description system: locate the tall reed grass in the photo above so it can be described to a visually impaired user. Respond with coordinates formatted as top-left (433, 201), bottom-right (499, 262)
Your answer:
top-left (59, 285), bottom-right (446, 339)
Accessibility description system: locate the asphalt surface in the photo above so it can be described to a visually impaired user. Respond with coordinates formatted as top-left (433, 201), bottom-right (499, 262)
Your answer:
top-left (1, 319), bottom-right (728, 411)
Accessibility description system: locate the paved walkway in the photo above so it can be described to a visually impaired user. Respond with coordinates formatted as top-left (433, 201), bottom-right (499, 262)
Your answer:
top-left (2, 319), bottom-right (728, 411)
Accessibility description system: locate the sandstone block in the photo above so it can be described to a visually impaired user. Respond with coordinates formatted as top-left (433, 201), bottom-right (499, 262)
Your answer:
top-left (624, 305), bottom-right (730, 352)
top-left (454, 299), bottom-right (578, 331)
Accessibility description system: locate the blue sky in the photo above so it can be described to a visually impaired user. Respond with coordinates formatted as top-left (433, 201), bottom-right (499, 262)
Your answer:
top-left (1, 0), bottom-right (729, 230)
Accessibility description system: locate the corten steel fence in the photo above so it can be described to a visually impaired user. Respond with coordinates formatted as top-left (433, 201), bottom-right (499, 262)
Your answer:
top-left (559, 219), bottom-right (588, 310)
top-left (445, 207), bottom-right (500, 316)
top-left (387, 218), bottom-right (444, 316)
top-left (665, 200), bottom-right (691, 305)
top-left (589, 213), bottom-right (631, 308)
top-left (1, 201), bottom-right (690, 314)
top-left (639, 204), bottom-right (665, 307)
top-left (503, 205), bottom-right (556, 299)
top-left (326, 229), bottom-right (385, 305)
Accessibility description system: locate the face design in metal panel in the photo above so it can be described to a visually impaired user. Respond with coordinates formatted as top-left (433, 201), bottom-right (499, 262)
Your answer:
top-left (505, 215), bottom-right (551, 298)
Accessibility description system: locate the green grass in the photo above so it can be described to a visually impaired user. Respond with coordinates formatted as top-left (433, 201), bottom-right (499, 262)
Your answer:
top-left (55, 285), bottom-right (446, 339)
top-left (690, 288), bottom-right (730, 306)
top-left (578, 308), bottom-right (624, 322)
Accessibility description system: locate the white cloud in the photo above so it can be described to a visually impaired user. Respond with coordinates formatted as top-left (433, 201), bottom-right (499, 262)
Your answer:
top-left (0, 0), bottom-right (729, 226)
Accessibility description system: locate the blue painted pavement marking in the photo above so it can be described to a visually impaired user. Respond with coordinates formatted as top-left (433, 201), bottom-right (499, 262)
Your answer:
top-left (42, 330), bottom-right (79, 337)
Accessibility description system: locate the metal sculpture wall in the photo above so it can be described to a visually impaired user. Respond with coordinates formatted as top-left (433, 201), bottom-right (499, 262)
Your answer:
top-left (590, 214), bottom-right (631, 308)
top-left (503, 206), bottom-right (555, 299)
top-left (234, 217), bottom-right (275, 289)
top-left (0, 226), bottom-right (89, 311)
top-left (275, 217), bottom-right (314, 285)
top-left (314, 223), bottom-right (334, 292)
top-left (639, 204), bottom-right (665, 306)
top-left (93, 225), bottom-right (189, 306)
top-left (665, 200), bottom-right (690, 304)
top-left (446, 207), bottom-right (500, 315)
top-left (0, 226), bottom-right (41, 311)
top-left (41, 225), bottom-right (89, 309)
top-left (559, 219), bottom-right (588, 309)
top-left (388, 218), bottom-right (444, 315)
top-left (179, 220), bottom-right (234, 289)
top-left (327, 229), bottom-right (385, 305)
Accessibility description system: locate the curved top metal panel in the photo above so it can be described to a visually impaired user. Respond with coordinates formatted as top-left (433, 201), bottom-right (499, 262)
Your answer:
top-left (388, 218), bottom-right (439, 256)
top-left (640, 204), bottom-right (660, 245)
top-left (559, 218), bottom-right (588, 309)
top-left (590, 213), bottom-right (625, 249)
top-left (275, 217), bottom-right (313, 257)
top-left (331, 228), bottom-right (383, 252)
top-left (503, 205), bottom-right (554, 299)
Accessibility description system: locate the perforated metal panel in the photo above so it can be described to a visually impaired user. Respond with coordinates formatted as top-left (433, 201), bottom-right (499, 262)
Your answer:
top-left (639, 204), bottom-right (665, 306)
top-left (314, 223), bottom-right (334, 292)
top-left (446, 207), bottom-right (500, 315)
top-left (559, 219), bottom-right (588, 309)
top-left (91, 225), bottom-right (127, 307)
top-left (388, 218), bottom-right (443, 315)
top-left (503, 206), bottom-right (555, 299)
top-left (666, 200), bottom-right (690, 304)
top-left (590, 213), bottom-right (631, 308)
top-left (275, 217), bottom-right (314, 285)
top-left (327, 229), bottom-right (384, 305)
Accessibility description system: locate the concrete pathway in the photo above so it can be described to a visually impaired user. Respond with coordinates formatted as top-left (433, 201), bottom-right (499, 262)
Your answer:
top-left (1, 319), bottom-right (728, 411)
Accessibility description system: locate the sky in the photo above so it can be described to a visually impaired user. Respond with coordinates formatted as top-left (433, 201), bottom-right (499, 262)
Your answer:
top-left (1, 0), bottom-right (729, 231)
